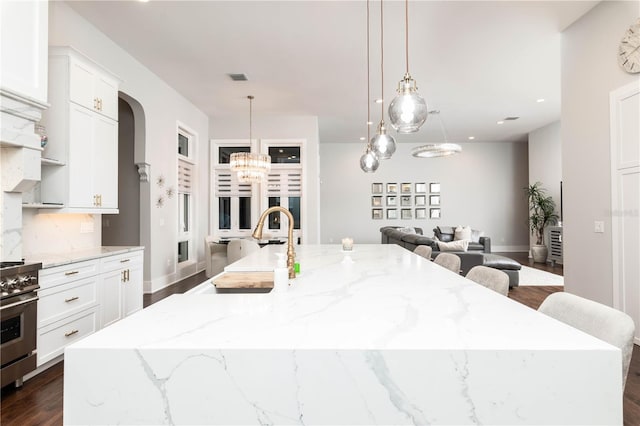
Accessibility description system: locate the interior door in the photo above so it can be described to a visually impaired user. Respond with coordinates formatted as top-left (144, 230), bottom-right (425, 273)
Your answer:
top-left (610, 81), bottom-right (640, 344)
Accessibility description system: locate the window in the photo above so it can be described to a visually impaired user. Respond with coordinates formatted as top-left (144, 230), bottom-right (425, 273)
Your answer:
top-left (177, 124), bottom-right (196, 264)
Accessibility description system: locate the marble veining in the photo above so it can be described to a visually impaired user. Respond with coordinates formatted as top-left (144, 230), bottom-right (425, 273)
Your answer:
top-left (64, 244), bottom-right (622, 425)
top-left (24, 245), bottom-right (144, 268)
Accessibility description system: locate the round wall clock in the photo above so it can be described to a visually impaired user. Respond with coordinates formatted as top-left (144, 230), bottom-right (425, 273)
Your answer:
top-left (619, 19), bottom-right (640, 74)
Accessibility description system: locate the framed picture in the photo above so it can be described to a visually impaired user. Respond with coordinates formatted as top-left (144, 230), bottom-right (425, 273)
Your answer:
top-left (415, 195), bottom-right (426, 206)
top-left (401, 183), bottom-right (412, 194)
top-left (430, 208), bottom-right (441, 219)
top-left (401, 208), bottom-right (412, 220)
top-left (387, 209), bottom-right (398, 219)
top-left (372, 196), bottom-right (383, 207)
top-left (415, 182), bottom-right (426, 193)
top-left (430, 182), bottom-right (441, 193)
top-left (386, 183), bottom-right (398, 194)
top-left (415, 208), bottom-right (426, 219)
top-left (429, 195), bottom-right (441, 206)
top-left (372, 208), bottom-right (383, 220)
top-left (372, 183), bottom-right (383, 194)
top-left (401, 195), bottom-right (412, 206)
top-left (387, 196), bottom-right (397, 206)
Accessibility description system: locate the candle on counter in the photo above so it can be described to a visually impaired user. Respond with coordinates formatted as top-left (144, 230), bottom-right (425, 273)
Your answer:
top-left (341, 237), bottom-right (354, 251)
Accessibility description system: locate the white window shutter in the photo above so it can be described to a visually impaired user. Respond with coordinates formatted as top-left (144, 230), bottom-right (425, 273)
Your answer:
top-left (215, 171), bottom-right (252, 196)
top-left (178, 159), bottom-right (193, 194)
top-left (266, 170), bottom-right (302, 196)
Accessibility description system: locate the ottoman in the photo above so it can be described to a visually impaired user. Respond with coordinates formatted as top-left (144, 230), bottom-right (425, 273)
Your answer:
top-left (482, 254), bottom-right (522, 288)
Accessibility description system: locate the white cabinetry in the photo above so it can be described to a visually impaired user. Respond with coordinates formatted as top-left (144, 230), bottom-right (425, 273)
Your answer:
top-left (36, 250), bottom-right (144, 367)
top-left (100, 251), bottom-right (143, 327)
top-left (40, 47), bottom-right (120, 213)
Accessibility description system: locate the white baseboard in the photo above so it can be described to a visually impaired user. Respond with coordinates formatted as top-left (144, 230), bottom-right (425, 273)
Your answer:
top-left (144, 266), bottom-right (207, 294)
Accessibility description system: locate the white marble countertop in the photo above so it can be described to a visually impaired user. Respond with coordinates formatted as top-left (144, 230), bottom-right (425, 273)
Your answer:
top-left (25, 246), bottom-right (144, 268)
top-left (65, 244), bottom-right (621, 425)
top-left (74, 244), bottom-right (611, 351)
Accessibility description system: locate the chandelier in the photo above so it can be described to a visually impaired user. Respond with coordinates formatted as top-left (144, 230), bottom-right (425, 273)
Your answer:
top-left (411, 110), bottom-right (462, 158)
top-left (230, 95), bottom-right (271, 183)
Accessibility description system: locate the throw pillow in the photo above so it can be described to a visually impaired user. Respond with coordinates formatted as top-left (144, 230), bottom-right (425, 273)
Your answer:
top-left (437, 240), bottom-right (469, 252)
top-left (398, 227), bottom-right (416, 234)
top-left (470, 229), bottom-right (485, 243)
top-left (454, 226), bottom-right (472, 241)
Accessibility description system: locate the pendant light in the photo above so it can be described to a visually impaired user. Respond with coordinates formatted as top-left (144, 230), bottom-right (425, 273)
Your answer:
top-left (360, 0), bottom-right (379, 173)
top-left (411, 110), bottom-right (462, 158)
top-left (370, 0), bottom-right (396, 160)
top-left (230, 96), bottom-right (271, 183)
top-left (388, 0), bottom-right (428, 133)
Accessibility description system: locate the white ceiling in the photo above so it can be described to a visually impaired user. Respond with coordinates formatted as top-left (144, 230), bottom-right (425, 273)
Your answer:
top-left (66, 0), bottom-right (598, 144)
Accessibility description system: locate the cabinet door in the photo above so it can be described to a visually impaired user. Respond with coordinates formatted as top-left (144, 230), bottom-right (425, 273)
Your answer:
top-left (101, 268), bottom-right (123, 328)
top-left (93, 115), bottom-right (118, 209)
top-left (123, 262), bottom-right (143, 317)
top-left (68, 104), bottom-right (95, 208)
top-left (69, 58), bottom-right (96, 112)
top-left (95, 75), bottom-right (118, 121)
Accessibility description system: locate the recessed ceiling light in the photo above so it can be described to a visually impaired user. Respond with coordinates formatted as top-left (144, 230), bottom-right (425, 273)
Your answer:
top-left (359, 137), bottom-right (366, 141)
top-left (375, 99), bottom-right (383, 104)
top-left (367, 121), bottom-right (373, 125)
top-left (497, 121), bottom-right (504, 125)
top-left (536, 98), bottom-right (545, 103)
top-left (468, 136), bottom-right (475, 140)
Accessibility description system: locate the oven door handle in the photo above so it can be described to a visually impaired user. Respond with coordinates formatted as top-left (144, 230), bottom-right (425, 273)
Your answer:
top-left (0, 295), bottom-right (39, 311)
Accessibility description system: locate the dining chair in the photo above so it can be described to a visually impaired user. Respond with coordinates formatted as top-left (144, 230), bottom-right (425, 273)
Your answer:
top-left (466, 265), bottom-right (509, 296)
top-left (538, 292), bottom-right (635, 389)
top-left (413, 245), bottom-right (433, 260)
top-left (433, 253), bottom-right (461, 274)
top-left (227, 239), bottom-right (261, 264)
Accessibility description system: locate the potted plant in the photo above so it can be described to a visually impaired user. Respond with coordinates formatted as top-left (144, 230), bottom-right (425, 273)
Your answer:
top-left (526, 182), bottom-right (559, 263)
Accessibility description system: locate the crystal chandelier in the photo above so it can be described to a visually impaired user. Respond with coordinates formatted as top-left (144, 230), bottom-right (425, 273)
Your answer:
top-left (230, 95), bottom-right (271, 183)
top-left (411, 110), bottom-right (462, 158)
top-left (371, 0), bottom-right (396, 160)
top-left (360, 0), bottom-right (380, 173)
top-left (388, 0), bottom-right (428, 133)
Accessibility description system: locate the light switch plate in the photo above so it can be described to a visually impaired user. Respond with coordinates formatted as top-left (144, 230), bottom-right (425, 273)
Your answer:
top-left (594, 221), bottom-right (605, 233)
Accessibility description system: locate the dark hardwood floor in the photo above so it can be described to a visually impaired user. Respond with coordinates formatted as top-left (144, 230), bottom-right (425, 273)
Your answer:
top-left (2, 254), bottom-right (638, 425)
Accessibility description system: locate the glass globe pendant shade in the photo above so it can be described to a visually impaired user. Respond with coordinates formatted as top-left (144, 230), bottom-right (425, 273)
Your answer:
top-left (359, 148), bottom-right (380, 173)
top-left (371, 120), bottom-right (396, 159)
top-left (388, 73), bottom-right (428, 133)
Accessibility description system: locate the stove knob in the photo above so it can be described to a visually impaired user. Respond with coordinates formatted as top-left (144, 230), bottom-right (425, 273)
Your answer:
top-left (19, 275), bottom-right (31, 284)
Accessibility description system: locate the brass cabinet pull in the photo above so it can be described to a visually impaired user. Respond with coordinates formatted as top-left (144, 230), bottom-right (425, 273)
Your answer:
top-left (64, 271), bottom-right (79, 276)
top-left (126, 269), bottom-right (130, 282)
top-left (65, 296), bottom-right (79, 303)
top-left (120, 259), bottom-right (130, 263)
top-left (65, 329), bottom-right (79, 337)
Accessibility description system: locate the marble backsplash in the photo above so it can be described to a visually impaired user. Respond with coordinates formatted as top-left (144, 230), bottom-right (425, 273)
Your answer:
top-left (21, 211), bottom-right (101, 258)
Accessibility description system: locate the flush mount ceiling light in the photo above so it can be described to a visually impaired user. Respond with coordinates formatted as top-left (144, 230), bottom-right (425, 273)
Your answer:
top-left (411, 111), bottom-right (462, 158)
top-left (230, 96), bottom-right (271, 183)
top-left (388, 0), bottom-right (428, 133)
top-left (370, 0), bottom-right (396, 160)
top-left (360, 0), bottom-right (379, 173)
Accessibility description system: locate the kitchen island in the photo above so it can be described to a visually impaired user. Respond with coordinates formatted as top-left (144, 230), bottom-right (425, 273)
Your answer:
top-left (64, 244), bottom-right (621, 425)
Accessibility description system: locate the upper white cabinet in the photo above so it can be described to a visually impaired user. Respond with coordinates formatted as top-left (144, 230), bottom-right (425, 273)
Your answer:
top-left (40, 47), bottom-right (120, 213)
top-left (0, 0), bottom-right (48, 103)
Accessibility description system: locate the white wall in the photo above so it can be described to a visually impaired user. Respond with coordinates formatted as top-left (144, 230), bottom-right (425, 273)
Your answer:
top-left (320, 141), bottom-right (530, 251)
top-left (528, 120), bottom-right (562, 247)
top-left (22, 2), bottom-right (210, 293)
top-left (210, 115), bottom-right (321, 244)
top-left (561, 1), bottom-right (640, 305)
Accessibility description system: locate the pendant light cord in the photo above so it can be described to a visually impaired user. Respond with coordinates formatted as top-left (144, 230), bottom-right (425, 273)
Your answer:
top-left (380, 0), bottom-right (385, 116)
top-left (405, 0), bottom-right (409, 74)
top-left (366, 0), bottom-right (371, 144)
top-left (248, 95), bottom-right (254, 141)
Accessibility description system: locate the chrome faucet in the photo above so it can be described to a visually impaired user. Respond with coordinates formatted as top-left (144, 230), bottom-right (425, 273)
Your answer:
top-left (252, 206), bottom-right (296, 279)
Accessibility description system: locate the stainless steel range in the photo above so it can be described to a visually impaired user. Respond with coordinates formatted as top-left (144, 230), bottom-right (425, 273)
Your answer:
top-left (1, 261), bottom-right (42, 388)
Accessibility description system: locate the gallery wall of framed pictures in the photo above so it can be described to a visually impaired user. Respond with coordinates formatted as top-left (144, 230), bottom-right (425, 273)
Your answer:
top-left (371, 181), bottom-right (441, 220)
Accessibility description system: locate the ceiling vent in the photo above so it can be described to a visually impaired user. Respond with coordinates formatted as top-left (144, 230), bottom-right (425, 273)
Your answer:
top-left (504, 116), bottom-right (520, 121)
top-left (228, 73), bottom-right (248, 81)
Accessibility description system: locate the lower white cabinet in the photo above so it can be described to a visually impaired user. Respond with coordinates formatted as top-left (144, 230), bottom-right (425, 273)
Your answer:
top-left (37, 249), bottom-right (144, 367)
top-left (100, 251), bottom-right (143, 327)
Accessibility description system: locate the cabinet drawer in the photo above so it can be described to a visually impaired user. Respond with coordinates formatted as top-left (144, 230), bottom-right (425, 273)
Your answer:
top-left (39, 259), bottom-right (100, 289)
top-left (38, 276), bottom-right (98, 327)
top-left (101, 251), bottom-right (143, 272)
top-left (37, 308), bottom-right (98, 366)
